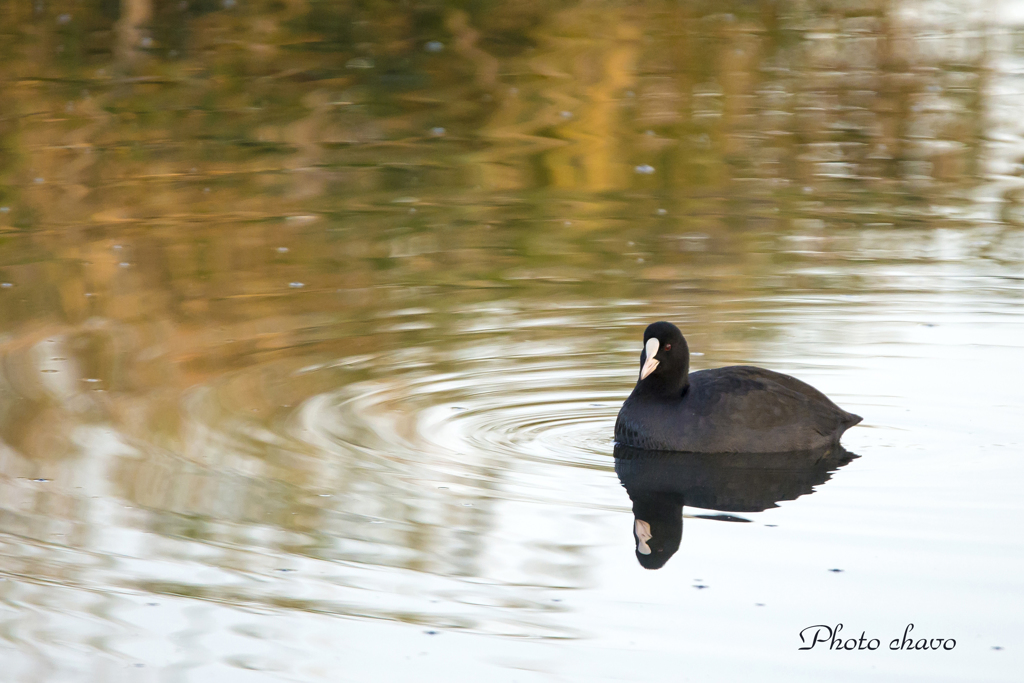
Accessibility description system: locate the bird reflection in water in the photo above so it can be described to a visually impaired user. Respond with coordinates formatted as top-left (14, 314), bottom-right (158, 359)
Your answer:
top-left (614, 444), bottom-right (858, 569)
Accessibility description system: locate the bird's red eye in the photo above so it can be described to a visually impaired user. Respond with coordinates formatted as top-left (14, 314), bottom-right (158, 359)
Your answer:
top-left (664, 344), bottom-right (672, 351)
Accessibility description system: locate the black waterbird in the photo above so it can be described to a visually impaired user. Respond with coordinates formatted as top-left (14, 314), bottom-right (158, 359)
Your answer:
top-left (615, 322), bottom-right (862, 453)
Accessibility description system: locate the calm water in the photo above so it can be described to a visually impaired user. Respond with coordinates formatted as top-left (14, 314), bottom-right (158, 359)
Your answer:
top-left (1, 0), bottom-right (1022, 680)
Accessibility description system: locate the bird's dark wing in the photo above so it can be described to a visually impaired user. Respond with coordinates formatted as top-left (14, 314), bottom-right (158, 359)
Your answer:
top-left (688, 366), bottom-right (860, 436)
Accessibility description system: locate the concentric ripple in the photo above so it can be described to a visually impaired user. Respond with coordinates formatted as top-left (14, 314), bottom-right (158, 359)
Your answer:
top-left (300, 350), bottom-right (622, 471)
top-left (281, 333), bottom-right (634, 536)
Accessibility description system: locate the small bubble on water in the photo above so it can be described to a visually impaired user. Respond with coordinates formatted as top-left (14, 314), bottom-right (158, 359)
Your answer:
top-left (656, 208), bottom-right (667, 215)
top-left (119, 262), bottom-right (130, 268)
top-left (289, 282), bottom-right (305, 288)
top-left (560, 110), bottom-right (573, 119)
top-left (33, 478), bottom-right (50, 483)
top-left (635, 164), bottom-right (655, 175)
top-left (1, 283), bottom-right (12, 289)
top-left (140, 36), bottom-right (153, 48)
top-left (425, 41), bottom-right (444, 53)
top-left (276, 247), bottom-right (289, 253)
top-left (34, 177), bottom-right (44, 184)
top-left (57, 13), bottom-right (71, 24)
top-left (0, 206), bottom-right (9, 212)
top-left (430, 127), bottom-right (446, 137)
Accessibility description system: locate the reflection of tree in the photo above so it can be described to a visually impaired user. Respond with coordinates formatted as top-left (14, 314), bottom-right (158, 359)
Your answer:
top-left (0, 0), bottom-right (998, 230)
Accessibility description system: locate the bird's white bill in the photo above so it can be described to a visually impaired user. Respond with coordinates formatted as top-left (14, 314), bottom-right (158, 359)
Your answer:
top-left (635, 519), bottom-right (653, 555)
top-left (640, 337), bottom-right (660, 379)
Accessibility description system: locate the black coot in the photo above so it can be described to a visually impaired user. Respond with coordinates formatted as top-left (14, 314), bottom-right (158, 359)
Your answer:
top-left (615, 322), bottom-right (862, 453)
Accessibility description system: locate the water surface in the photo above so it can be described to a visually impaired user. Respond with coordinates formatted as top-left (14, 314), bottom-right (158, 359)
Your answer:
top-left (1, 1), bottom-right (1022, 680)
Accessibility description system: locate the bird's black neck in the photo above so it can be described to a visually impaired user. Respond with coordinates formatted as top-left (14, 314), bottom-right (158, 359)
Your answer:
top-left (632, 373), bottom-right (689, 400)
